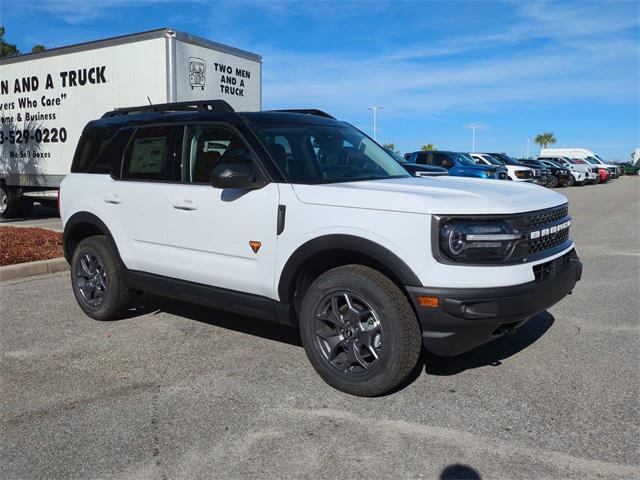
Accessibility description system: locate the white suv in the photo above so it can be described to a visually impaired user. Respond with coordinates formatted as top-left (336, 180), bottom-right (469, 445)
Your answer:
top-left (60, 101), bottom-right (582, 396)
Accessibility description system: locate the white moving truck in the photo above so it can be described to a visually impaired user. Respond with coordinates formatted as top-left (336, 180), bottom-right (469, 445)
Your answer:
top-left (0, 28), bottom-right (262, 218)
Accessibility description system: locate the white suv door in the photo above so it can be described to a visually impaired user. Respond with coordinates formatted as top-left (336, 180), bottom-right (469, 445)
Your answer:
top-left (164, 123), bottom-right (280, 298)
top-left (102, 125), bottom-right (179, 277)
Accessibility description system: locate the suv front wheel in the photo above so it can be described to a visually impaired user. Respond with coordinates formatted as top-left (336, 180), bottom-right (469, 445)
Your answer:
top-left (71, 236), bottom-right (131, 320)
top-left (299, 265), bottom-right (421, 396)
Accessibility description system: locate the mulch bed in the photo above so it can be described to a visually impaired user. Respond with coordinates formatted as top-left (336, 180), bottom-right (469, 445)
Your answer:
top-left (0, 226), bottom-right (64, 266)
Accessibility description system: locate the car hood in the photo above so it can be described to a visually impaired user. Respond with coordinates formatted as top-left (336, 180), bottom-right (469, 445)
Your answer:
top-left (291, 177), bottom-right (567, 215)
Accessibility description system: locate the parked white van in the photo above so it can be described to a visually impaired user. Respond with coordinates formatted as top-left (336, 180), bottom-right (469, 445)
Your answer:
top-left (540, 148), bottom-right (620, 177)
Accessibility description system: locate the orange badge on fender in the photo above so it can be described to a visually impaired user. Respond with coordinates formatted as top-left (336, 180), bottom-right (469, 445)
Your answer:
top-left (249, 241), bottom-right (262, 253)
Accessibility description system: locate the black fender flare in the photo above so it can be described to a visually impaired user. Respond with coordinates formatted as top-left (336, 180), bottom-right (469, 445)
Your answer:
top-left (63, 211), bottom-right (121, 263)
top-left (277, 234), bottom-right (422, 302)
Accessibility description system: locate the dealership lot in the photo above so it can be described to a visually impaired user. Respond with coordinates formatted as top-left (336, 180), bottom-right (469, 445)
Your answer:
top-left (1, 179), bottom-right (638, 479)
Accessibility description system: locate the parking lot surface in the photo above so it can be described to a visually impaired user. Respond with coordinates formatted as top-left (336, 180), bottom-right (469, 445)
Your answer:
top-left (1, 178), bottom-right (639, 480)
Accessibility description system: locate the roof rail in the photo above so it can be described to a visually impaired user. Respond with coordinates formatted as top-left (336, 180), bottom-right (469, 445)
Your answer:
top-left (102, 100), bottom-right (235, 118)
top-left (269, 109), bottom-right (335, 119)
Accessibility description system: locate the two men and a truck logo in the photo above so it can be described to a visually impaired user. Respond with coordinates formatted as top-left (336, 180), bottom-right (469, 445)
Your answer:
top-left (188, 57), bottom-right (206, 90)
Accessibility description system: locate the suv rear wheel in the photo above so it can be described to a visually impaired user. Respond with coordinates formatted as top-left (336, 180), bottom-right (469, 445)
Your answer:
top-left (299, 265), bottom-right (421, 396)
top-left (71, 236), bottom-right (131, 320)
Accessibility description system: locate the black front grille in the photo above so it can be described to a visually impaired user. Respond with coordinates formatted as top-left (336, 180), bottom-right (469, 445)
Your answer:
top-left (528, 228), bottom-right (570, 254)
top-left (533, 249), bottom-right (578, 282)
top-left (525, 204), bottom-right (569, 227)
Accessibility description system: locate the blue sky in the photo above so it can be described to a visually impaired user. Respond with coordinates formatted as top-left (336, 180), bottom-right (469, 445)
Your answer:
top-left (2, 0), bottom-right (639, 160)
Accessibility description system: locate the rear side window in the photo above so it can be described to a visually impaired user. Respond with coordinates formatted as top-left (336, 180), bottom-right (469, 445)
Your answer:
top-left (122, 126), bottom-right (177, 181)
top-left (71, 127), bottom-right (116, 174)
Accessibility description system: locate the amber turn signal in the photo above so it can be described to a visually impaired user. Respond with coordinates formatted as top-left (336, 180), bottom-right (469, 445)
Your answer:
top-left (417, 295), bottom-right (439, 308)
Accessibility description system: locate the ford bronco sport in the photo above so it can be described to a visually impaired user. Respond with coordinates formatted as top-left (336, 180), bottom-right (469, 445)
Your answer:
top-left (60, 100), bottom-right (582, 396)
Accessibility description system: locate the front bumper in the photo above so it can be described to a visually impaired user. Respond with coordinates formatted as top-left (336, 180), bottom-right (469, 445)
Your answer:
top-left (407, 249), bottom-right (582, 356)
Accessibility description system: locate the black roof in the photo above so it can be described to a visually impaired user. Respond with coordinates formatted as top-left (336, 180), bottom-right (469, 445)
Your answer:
top-left (88, 102), bottom-right (343, 130)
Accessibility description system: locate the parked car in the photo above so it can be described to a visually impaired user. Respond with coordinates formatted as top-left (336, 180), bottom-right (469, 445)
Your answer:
top-left (470, 153), bottom-right (535, 183)
top-left (571, 159), bottom-right (607, 184)
top-left (538, 160), bottom-right (586, 186)
top-left (60, 101), bottom-right (582, 396)
top-left (385, 149), bottom-right (449, 177)
top-left (620, 162), bottom-right (640, 175)
top-left (538, 156), bottom-right (598, 185)
top-left (519, 159), bottom-right (570, 187)
top-left (404, 151), bottom-right (508, 179)
top-left (540, 148), bottom-right (620, 178)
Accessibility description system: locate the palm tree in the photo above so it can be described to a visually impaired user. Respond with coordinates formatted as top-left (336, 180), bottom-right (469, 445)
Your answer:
top-left (534, 132), bottom-right (557, 149)
top-left (420, 144), bottom-right (436, 151)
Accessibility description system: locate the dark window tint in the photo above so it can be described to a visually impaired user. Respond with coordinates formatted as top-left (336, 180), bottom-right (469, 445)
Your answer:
top-left (122, 126), bottom-right (176, 181)
top-left (71, 127), bottom-right (116, 174)
top-left (183, 125), bottom-right (254, 183)
top-left (416, 153), bottom-right (429, 165)
top-left (433, 153), bottom-right (454, 168)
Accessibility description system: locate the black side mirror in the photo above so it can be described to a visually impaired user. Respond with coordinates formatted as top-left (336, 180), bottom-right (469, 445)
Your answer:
top-left (211, 163), bottom-right (265, 190)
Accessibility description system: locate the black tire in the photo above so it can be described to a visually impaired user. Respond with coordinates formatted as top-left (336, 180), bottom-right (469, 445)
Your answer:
top-left (299, 265), bottom-right (421, 396)
top-left (0, 185), bottom-right (18, 218)
top-left (566, 176), bottom-right (575, 187)
top-left (71, 235), bottom-right (131, 320)
top-left (547, 175), bottom-right (559, 188)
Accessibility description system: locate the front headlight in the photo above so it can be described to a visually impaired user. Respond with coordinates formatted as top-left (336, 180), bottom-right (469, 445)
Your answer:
top-left (439, 221), bottom-right (521, 262)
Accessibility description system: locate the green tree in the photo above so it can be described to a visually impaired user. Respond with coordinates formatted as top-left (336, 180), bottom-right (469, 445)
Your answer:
top-left (420, 144), bottom-right (436, 151)
top-left (0, 27), bottom-right (46, 58)
top-left (0, 27), bottom-right (20, 58)
top-left (534, 132), bottom-right (557, 149)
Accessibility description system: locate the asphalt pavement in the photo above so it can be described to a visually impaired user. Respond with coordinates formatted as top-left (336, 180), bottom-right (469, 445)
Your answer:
top-left (1, 177), bottom-right (638, 480)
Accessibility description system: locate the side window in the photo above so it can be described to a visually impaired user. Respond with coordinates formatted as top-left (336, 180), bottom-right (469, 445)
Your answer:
top-left (434, 153), bottom-right (453, 168)
top-left (71, 127), bottom-right (116, 174)
top-left (122, 126), bottom-right (176, 181)
top-left (182, 125), bottom-right (254, 183)
top-left (416, 153), bottom-right (428, 165)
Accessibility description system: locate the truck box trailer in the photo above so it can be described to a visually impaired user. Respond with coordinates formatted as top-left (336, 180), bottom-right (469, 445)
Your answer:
top-left (0, 28), bottom-right (262, 218)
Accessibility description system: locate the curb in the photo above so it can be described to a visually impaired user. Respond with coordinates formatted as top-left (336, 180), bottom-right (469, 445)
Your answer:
top-left (0, 257), bottom-right (69, 282)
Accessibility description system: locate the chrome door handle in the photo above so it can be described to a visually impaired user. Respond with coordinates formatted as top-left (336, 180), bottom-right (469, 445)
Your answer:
top-left (172, 200), bottom-right (198, 211)
top-left (103, 193), bottom-right (121, 204)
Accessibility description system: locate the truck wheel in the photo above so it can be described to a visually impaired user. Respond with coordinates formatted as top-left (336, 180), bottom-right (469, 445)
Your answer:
top-left (566, 176), bottom-right (575, 187)
top-left (547, 175), bottom-right (559, 188)
top-left (299, 265), bottom-right (421, 396)
top-left (0, 185), bottom-right (18, 218)
top-left (71, 235), bottom-right (131, 321)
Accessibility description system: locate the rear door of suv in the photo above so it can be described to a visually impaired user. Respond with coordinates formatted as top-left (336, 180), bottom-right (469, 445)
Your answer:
top-left (104, 124), bottom-right (180, 277)
top-left (164, 122), bottom-right (280, 298)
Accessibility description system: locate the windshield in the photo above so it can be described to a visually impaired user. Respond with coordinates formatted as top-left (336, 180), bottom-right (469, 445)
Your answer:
top-left (455, 152), bottom-right (478, 166)
top-left (478, 154), bottom-right (503, 166)
top-left (492, 153), bottom-right (520, 165)
top-left (586, 156), bottom-right (603, 164)
top-left (385, 148), bottom-right (406, 163)
top-left (524, 160), bottom-right (544, 167)
top-left (251, 123), bottom-right (410, 184)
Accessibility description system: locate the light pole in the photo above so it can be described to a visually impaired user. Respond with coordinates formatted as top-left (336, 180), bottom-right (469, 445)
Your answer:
top-left (368, 106), bottom-right (384, 141)
top-left (466, 125), bottom-right (479, 152)
top-left (526, 138), bottom-right (530, 159)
